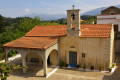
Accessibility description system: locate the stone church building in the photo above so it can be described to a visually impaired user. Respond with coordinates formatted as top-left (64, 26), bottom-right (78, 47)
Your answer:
top-left (4, 7), bottom-right (114, 76)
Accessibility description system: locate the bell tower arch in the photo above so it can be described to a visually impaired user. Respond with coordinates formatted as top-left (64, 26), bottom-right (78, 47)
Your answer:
top-left (67, 5), bottom-right (81, 36)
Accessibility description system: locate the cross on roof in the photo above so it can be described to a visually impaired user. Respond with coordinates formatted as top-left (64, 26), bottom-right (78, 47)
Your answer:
top-left (72, 5), bottom-right (75, 9)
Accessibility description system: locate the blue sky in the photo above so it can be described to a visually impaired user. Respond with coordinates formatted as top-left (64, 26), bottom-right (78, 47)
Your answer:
top-left (0, 0), bottom-right (120, 18)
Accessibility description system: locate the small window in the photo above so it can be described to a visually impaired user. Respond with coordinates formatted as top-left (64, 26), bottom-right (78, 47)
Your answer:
top-left (114, 24), bottom-right (118, 32)
top-left (82, 53), bottom-right (85, 58)
top-left (70, 46), bottom-right (75, 48)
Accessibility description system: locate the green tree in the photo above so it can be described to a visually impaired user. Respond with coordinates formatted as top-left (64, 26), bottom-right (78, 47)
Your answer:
top-left (0, 16), bottom-right (60, 60)
top-left (0, 62), bottom-right (28, 80)
top-left (0, 15), bottom-right (5, 33)
top-left (18, 17), bottom-right (41, 32)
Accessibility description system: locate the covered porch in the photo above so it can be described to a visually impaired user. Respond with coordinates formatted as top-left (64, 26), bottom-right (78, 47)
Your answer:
top-left (3, 37), bottom-right (59, 77)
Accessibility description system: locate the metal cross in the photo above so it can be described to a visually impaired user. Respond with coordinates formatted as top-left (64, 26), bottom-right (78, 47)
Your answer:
top-left (72, 5), bottom-right (75, 9)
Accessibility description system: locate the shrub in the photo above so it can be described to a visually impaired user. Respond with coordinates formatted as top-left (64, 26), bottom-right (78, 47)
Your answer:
top-left (65, 63), bottom-right (68, 67)
top-left (108, 67), bottom-right (112, 70)
top-left (112, 63), bottom-right (116, 67)
top-left (50, 62), bottom-right (52, 65)
top-left (83, 63), bottom-right (86, 68)
top-left (0, 62), bottom-right (28, 80)
top-left (59, 60), bottom-right (65, 67)
top-left (99, 65), bottom-right (102, 71)
top-left (91, 66), bottom-right (94, 70)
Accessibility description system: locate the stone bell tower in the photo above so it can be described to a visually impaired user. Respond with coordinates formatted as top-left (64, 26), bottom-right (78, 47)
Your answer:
top-left (67, 5), bottom-right (81, 36)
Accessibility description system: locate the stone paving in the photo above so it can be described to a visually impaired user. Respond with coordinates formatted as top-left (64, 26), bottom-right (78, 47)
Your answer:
top-left (7, 54), bottom-right (120, 80)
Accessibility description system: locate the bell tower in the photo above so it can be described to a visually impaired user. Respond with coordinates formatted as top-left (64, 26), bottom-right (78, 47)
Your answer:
top-left (67, 5), bottom-right (81, 36)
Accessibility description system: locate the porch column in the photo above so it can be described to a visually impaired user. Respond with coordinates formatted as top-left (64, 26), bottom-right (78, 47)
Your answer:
top-left (22, 58), bottom-right (27, 73)
top-left (4, 48), bottom-right (8, 62)
top-left (119, 22), bottom-right (120, 31)
top-left (43, 54), bottom-right (47, 77)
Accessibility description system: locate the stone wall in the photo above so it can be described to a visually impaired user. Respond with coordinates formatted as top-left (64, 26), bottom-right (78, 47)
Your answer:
top-left (101, 6), bottom-right (120, 15)
top-left (59, 36), bottom-right (113, 70)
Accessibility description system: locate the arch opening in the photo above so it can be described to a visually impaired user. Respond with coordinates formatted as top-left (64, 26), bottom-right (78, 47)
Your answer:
top-left (7, 50), bottom-right (19, 58)
top-left (47, 49), bottom-right (58, 66)
top-left (26, 52), bottom-right (43, 65)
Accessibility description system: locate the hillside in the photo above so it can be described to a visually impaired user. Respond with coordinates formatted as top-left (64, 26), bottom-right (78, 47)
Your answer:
top-left (23, 4), bottom-right (120, 20)
top-left (82, 4), bottom-right (120, 16)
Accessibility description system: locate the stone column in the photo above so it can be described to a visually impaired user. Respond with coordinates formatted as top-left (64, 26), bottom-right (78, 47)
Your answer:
top-left (22, 58), bottom-right (27, 73)
top-left (67, 10), bottom-right (72, 30)
top-left (118, 20), bottom-right (120, 31)
top-left (75, 10), bottom-right (80, 30)
top-left (4, 48), bottom-right (8, 62)
top-left (57, 42), bottom-right (60, 65)
top-left (43, 54), bottom-right (47, 77)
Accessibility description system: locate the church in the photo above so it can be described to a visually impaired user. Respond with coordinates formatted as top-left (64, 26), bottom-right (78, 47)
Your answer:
top-left (3, 7), bottom-right (114, 76)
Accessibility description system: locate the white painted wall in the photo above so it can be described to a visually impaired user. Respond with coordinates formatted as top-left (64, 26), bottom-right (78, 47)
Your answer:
top-left (97, 15), bottom-right (120, 31)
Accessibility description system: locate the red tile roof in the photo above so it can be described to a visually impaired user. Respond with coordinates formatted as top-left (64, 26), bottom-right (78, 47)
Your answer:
top-left (80, 24), bottom-right (112, 37)
top-left (4, 24), bottom-right (112, 50)
top-left (4, 37), bottom-right (58, 50)
top-left (25, 25), bottom-right (67, 37)
top-left (25, 24), bottom-right (112, 38)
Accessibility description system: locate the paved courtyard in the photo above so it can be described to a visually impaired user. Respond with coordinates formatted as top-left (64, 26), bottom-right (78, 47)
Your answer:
top-left (7, 55), bottom-right (120, 80)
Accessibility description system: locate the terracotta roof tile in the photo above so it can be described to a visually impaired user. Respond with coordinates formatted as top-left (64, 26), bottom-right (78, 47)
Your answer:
top-left (80, 24), bottom-right (112, 37)
top-left (25, 25), bottom-right (67, 37)
top-left (25, 24), bottom-right (112, 38)
top-left (4, 37), bottom-right (58, 50)
top-left (4, 24), bottom-right (112, 49)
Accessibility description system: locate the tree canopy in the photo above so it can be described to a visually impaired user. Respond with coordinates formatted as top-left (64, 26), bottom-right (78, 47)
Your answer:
top-left (0, 15), bottom-right (5, 33)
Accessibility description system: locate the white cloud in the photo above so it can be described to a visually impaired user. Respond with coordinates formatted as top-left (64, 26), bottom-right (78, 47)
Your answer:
top-left (47, 8), bottom-right (51, 10)
top-left (24, 8), bottom-right (31, 13)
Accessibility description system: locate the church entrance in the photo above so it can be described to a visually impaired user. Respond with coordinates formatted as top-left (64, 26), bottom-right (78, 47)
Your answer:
top-left (69, 51), bottom-right (77, 67)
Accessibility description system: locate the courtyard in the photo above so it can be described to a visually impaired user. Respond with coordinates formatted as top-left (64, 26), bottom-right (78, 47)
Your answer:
top-left (7, 56), bottom-right (120, 80)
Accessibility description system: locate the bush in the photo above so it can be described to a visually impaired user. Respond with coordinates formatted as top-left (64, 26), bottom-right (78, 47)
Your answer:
top-left (91, 66), bottom-right (94, 70)
top-left (83, 63), bottom-right (86, 68)
top-left (108, 67), bottom-right (112, 71)
top-left (99, 65), bottom-right (102, 70)
top-left (0, 53), bottom-right (5, 60)
top-left (65, 63), bottom-right (68, 67)
top-left (0, 62), bottom-right (28, 80)
top-left (112, 63), bottom-right (116, 67)
top-left (59, 60), bottom-right (65, 67)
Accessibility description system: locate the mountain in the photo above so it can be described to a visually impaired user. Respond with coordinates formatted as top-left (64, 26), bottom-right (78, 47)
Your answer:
top-left (82, 4), bottom-right (120, 16)
top-left (23, 13), bottom-right (66, 20)
top-left (81, 7), bottom-right (106, 16)
top-left (23, 4), bottom-right (120, 20)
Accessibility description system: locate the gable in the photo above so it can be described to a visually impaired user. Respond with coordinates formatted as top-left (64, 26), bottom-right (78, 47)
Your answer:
top-left (102, 6), bottom-right (120, 11)
top-left (101, 6), bottom-right (120, 15)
